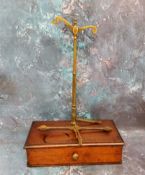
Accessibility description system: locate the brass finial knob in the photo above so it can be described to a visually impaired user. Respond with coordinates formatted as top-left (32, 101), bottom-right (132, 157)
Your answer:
top-left (72, 153), bottom-right (79, 161)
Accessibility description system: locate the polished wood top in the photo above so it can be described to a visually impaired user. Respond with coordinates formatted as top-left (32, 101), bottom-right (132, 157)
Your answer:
top-left (24, 120), bottom-right (124, 148)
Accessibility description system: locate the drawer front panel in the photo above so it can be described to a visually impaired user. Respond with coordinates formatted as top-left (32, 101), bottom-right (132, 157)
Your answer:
top-left (26, 145), bottom-right (123, 166)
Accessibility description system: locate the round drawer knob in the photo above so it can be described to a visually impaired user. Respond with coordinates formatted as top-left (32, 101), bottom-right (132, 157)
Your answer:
top-left (72, 153), bottom-right (79, 161)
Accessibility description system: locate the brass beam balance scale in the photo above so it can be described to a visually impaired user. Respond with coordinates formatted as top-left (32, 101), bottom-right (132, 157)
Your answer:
top-left (24, 16), bottom-right (124, 166)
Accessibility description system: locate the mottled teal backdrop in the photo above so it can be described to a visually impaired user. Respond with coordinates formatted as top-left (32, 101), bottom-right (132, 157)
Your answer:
top-left (0, 0), bottom-right (145, 175)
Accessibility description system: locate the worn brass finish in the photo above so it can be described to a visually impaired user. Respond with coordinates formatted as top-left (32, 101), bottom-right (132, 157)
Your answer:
top-left (52, 16), bottom-right (97, 124)
top-left (72, 153), bottom-right (79, 161)
top-left (38, 16), bottom-right (112, 145)
top-left (52, 16), bottom-right (97, 123)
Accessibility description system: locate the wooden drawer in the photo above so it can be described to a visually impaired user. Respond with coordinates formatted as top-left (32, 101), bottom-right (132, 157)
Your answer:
top-left (26, 145), bottom-right (123, 166)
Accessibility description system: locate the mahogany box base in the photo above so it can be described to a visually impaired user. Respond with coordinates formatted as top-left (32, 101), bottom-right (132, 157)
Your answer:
top-left (24, 120), bottom-right (124, 166)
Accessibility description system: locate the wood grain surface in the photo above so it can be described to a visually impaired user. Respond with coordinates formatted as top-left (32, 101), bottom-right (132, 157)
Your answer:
top-left (24, 120), bottom-right (124, 166)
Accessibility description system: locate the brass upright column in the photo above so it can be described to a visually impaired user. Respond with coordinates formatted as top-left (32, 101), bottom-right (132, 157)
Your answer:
top-left (72, 19), bottom-right (78, 124)
top-left (37, 16), bottom-right (112, 145)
